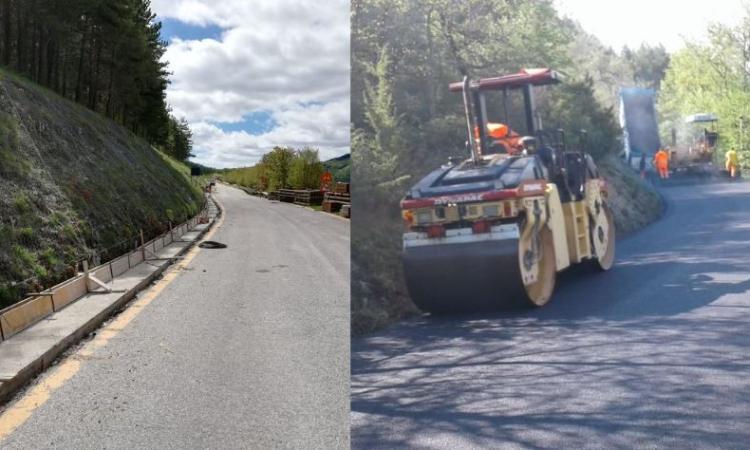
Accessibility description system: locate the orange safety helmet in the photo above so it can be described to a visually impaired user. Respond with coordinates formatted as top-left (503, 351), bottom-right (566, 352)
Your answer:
top-left (474, 123), bottom-right (510, 140)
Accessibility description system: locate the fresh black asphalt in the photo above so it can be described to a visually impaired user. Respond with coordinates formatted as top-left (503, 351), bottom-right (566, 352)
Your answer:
top-left (352, 181), bottom-right (750, 449)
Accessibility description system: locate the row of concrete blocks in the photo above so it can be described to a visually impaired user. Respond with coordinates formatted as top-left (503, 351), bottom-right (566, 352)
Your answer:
top-left (0, 208), bottom-right (209, 343)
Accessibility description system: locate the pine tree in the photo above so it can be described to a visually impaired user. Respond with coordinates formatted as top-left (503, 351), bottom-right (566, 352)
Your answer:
top-left (0, 0), bottom-right (175, 149)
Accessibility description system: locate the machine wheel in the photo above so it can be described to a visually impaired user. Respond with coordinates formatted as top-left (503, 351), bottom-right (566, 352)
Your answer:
top-left (520, 227), bottom-right (557, 307)
top-left (592, 208), bottom-right (616, 271)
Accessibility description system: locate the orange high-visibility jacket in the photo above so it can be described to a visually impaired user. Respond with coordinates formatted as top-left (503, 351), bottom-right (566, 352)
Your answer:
top-left (653, 150), bottom-right (669, 169)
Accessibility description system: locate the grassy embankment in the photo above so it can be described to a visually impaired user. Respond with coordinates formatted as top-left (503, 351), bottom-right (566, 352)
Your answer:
top-left (0, 68), bottom-right (204, 307)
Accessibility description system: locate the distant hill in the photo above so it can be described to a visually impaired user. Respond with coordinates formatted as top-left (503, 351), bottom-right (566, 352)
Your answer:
top-left (186, 161), bottom-right (219, 176)
top-left (324, 153), bottom-right (350, 182)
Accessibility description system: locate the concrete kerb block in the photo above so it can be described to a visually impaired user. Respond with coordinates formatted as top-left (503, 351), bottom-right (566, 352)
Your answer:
top-left (51, 277), bottom-right (87, 311)
top-left (0, 195), bottom-right (224, 407)
top-left (0, 296), bottom-right (54, 340)
top-left (0, 196), bottom-right (219, 347)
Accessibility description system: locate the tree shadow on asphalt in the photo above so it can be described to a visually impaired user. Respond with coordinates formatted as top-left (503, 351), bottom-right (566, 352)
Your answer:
top-left (352, 302), bottom-right (750, 448)
top-left (352, 184), bottom-right (750, 449)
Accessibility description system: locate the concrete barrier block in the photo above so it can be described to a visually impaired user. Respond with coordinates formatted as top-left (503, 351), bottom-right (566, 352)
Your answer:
top-left (92, 265), bottom-right (112, 284)
top-left (129, 250), bottom-right (144, 266)
top-left (111, 255), bottom-right (130, 278)
top-left (143, 238), bottom-right (157, 255)
top-left (0, 295), bottom-right (54, 339)
top-left (52, 277), bottom-right (87, 311)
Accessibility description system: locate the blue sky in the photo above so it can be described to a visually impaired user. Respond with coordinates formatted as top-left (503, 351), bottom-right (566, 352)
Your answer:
top-left (151, 0), bottom-right (350, 169)
top-left (160, 19), bottom-right (223, 42)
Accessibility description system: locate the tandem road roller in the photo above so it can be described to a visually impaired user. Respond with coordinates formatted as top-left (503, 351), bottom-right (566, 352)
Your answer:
top-left (400, 69), bottom-right (615, 313)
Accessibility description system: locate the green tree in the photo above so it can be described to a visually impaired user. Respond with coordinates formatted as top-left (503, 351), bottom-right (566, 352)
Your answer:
top-left (540, 77), bottom-right (620, 158)
top-left (261, 146), bottom-right (296, 191)
top-left (623, 44), bottom-right (670, 90)
top-left (165, 116), bottom-right (193, 161)
top-left (659, 12), bottom-right (750, 164)
top-left (0, 0), bottom-right (173, 147)
top-left (353, 46), bottom-right (411, 205)
top-left (289, 148), bottom-right (325, 189)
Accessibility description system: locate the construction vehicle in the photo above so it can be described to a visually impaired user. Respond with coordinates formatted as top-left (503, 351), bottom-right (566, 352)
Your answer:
top-left (620, 88), bottom-right (661, 171)
top-left (400, 69), bottom-right (615, 313)
top-left (669, 113), bottom-right (719, 175)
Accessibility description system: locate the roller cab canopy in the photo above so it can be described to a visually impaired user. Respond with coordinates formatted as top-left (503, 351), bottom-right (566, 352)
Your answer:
top-left (449, 68), bottom-right (563, 92)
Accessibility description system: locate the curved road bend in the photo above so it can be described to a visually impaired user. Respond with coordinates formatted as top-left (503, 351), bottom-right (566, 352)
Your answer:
top-left (352, 181), bottom-right (750, 449)
top-left (1, 184), bottom-right (349, 449)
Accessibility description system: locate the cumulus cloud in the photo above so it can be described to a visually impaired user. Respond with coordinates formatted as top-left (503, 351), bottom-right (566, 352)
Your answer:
top-left (151, 0), bottom-right (350, 168)
top-left (190, 100), bottom-right (350, 168)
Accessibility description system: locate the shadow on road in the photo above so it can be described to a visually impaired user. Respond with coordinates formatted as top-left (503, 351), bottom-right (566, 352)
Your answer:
top-left (352, 182), bottom-right (750, 449)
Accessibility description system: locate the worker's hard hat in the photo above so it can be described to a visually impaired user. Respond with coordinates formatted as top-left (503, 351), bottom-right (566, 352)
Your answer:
top-left (487, 123), bottom-right (509, 139)
top-left (474, 123), bottom-right (510, 140)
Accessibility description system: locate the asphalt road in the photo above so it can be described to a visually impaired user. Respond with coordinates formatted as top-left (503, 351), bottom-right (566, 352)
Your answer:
top-left (1, 184), bottom-right (350, 449)
top-left (352, 181), bottom-right (750, 449)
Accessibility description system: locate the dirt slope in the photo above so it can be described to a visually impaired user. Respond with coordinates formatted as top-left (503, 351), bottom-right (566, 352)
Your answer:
top-left (0, 70), bottom-right (203, 306)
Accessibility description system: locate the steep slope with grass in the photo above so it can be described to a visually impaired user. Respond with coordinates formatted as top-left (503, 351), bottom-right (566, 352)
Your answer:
top-left (0, 70), bottom-right (203, 307)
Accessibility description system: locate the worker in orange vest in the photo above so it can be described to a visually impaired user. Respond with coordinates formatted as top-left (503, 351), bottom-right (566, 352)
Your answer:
top-left (653, 147), bottom-right (670, 179)
top-left (475, 123), bottom-right (522, 155)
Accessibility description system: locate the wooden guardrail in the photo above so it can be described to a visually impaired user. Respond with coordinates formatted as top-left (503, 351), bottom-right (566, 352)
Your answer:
top-left (322, 188), bottom-right (351, 217)
top-left (251, 183), bottom-right (350, 217)
top-left (273, 189), bottom-right (325, 206)
top-left (0, 198), bottom-right (213, 343)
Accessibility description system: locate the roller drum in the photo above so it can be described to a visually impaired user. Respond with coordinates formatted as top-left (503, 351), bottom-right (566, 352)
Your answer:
top-left (403, 238), bottom-right (530, 314)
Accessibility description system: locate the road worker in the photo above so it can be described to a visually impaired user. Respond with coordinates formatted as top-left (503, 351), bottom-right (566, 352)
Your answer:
top-left (475, 123), bottom-right (523, 155)
top-left (725, 147), bottom-right (739, 178)
top-left (486, 122), bottom-right (509, 139)
top-left (653, 147), bottom-right (670, 179)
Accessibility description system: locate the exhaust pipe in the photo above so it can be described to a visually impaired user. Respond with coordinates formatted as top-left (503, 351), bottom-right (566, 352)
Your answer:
top-left (462, 76), bottom-right (480, 164)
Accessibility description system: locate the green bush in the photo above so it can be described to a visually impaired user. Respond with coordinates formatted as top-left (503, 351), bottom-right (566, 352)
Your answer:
top-left (13, 193), bottom-right (31, 214)
top-left (18, 227), bottom-right (35, 244)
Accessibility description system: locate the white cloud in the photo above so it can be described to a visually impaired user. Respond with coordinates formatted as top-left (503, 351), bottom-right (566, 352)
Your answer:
top-left (190, 100), bottom-right (350, 168)
top-left (151, 0), bottom-right (350, 168)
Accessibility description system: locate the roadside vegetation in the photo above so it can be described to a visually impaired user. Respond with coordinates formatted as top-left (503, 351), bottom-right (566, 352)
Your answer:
top-left (351, 0), bottom-right (667, 333)
top-left (659, 9), bottom-right (750, 163)
top-left (0, 1), bottom-right (205, 308)
top-left (223, 147), bottom-right (341, 191)
top-left (0, 68), bottom-right (203, 309)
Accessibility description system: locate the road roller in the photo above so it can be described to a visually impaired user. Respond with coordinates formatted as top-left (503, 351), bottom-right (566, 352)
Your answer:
top-left (400, 69), bottom-right (615, 313)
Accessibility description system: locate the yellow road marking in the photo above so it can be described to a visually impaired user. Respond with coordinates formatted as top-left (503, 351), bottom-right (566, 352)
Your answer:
top-left (0, 201), bottom-right (224, 441)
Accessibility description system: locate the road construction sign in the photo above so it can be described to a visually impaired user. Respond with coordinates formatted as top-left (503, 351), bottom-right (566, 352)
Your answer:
top-left (321, 171), bottom-right (333, 189)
